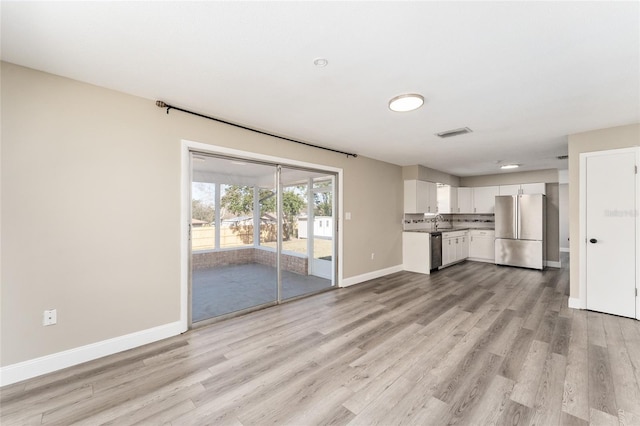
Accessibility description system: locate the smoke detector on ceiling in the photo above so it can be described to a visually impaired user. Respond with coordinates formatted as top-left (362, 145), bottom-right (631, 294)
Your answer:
top-left (435, 127), bottom-right (473, 138)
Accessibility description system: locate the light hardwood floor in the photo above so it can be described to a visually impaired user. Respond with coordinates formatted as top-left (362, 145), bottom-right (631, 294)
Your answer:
top-left (2, 255), bottom-right (640, 425)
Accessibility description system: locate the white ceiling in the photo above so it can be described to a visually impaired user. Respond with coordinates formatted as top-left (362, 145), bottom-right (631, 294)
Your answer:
top-left (192, 153), bottom-right (334, 187)
top-left (2, 1), bottom-right (639, 176)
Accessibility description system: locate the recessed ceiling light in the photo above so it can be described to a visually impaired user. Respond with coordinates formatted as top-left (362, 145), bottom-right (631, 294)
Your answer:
top-left (313, 58), bottom-right (328, 67)
top-left (388, 94), bottom-right (424, 112)
top-left (500, 164), bottom-right (520, 170)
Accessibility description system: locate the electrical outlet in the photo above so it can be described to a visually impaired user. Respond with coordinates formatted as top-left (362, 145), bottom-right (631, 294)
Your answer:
top-left (43, 309), bottom-right (57, 326)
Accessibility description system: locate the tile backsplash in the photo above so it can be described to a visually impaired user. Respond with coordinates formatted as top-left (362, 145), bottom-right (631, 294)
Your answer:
top-left (403, 213), bottom-right (494, 230)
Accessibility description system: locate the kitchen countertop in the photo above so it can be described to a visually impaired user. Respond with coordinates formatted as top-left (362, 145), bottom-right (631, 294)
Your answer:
top-left (403, 227), bottom-right (495, 233)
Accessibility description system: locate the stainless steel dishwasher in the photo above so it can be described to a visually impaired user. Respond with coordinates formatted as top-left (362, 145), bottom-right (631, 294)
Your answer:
top-left (430, 232), bottom-right (442, 270)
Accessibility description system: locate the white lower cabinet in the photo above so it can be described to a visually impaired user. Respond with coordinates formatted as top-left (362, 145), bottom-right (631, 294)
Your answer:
top-left (403, 229), bottom-right (493, 274)
top-left (457, 234), bottom-right (469, 260)
top-left (442, 230), bottom-right (469, 267)
top-left (443, 237), bottom-right (455, 266)
top-left (468, 230), bottom-right (495, 262)
top-left (403, 232), bottom-right (431, 274)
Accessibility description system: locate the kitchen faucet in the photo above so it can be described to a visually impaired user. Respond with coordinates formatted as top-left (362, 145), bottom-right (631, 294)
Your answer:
top-left (433, 214), bottom-right (445, 230)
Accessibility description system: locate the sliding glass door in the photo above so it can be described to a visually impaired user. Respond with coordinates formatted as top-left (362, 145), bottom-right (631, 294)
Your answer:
top-left (190, 153), bottom-right (336, 324)
top-left (280, 167), bottom-right (335, 300)
top-left (310, 177), bottom-right (335, 282)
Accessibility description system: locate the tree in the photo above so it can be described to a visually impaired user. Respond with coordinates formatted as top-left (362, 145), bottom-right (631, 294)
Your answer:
top-left (314, 191), bottom-right (332, 216)
top-left (313, 181), bottom-right (333, 216)
top-left (220, 185), bottom-right (306, 240)
top-left (220, 185), bottom-right (255, 216)
top-left (281, 188), bottom-right (307, 239)
top-left (192, 199), bottom-right (214, 223)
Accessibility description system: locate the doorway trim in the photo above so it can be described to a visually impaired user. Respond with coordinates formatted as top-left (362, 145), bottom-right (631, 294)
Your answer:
top-left (180, 139), bottom-right (344, 330)
top-left (578, 146), bottom-right (639, 319)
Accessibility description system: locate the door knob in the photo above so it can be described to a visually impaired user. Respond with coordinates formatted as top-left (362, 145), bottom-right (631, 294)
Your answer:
top-left (589, 238), bottom-right (597, 244)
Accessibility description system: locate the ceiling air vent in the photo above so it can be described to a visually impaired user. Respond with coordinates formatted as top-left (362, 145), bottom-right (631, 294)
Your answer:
top-left (557, 155), bottom-right (569, 160)
top-left (436, 127), bottom-right (472, 138)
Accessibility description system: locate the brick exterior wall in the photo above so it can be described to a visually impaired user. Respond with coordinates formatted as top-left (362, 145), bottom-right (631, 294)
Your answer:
top-left (193, 248), bottom-right (308, 275)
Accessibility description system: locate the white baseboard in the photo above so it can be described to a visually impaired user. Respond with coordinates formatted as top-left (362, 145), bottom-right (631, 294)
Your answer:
top-left (0, 321), bottom-right (185, 387)
top-left (560, 247), bottom-right (570, 253)
top-left (568, 297), bottom-right (585, 309)
top-left (545, 260), bottom-right (562, 268)
top-left (341, 264), bottom-right (404, 287)
top-left (467, 257), bottom-right (494, 264)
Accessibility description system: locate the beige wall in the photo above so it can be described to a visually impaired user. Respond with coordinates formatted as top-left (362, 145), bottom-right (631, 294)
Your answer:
top-left (459, 168), bottom-right (559, 186)
top-left (567, 123), bottom-right (640, 300)
top-left (545, 183), bottom-right (561, 263)
top-left (402, 165), bottom-right (461, 187)
top-left (558, 184), bottom-right (569, 251)
top-left (0, 62), bottom-right (404, 366)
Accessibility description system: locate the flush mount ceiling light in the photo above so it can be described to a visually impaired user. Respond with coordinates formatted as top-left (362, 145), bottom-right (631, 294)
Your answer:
top-left (388, 94), bottom-right (424, 112)
top-left (313, 58), bottom-right (328, 67)
top-left (500, 164), bottom-right (520, 170)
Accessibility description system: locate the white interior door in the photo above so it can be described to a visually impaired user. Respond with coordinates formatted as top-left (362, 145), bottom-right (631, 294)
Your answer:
top-left (585, 149), bottom-right (637, 318)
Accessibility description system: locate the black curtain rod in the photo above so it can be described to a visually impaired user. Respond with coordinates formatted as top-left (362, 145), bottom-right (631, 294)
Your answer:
top-left (155, 101), bottom-right (357, 158)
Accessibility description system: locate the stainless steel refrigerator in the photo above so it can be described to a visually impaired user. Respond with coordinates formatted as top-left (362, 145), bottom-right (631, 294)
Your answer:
top-left (494, 194), bottom-right (546, 270)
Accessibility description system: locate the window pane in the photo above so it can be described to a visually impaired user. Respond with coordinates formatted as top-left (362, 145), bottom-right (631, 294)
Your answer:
top-left (281, 184), bottom-right (308, 255)
top-left (220, 184), bottom-right (254, 248)
top-left (313, 178), bottom-right (333, 261)
top-left (191, 182), bottom-right (215, 251)
top-left (259, 187), bottom-right (277, 246)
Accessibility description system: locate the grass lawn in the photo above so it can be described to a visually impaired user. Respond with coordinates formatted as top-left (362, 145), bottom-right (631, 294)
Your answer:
top-left (262, 238), bottom-right (332, 258)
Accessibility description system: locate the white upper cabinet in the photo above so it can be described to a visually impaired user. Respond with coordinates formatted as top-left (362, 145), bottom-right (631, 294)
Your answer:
top-left (499, 183), bottom-right (546, 195)
top-left (437, 184), bottom-right (458, 213)
top-left (457, 186), bottom-right (498, 213)
top-left (499, 184), bottom-right (521, 196)
top-left (521, 183), bottom-right (546, 194)
top-left (404, 180), bottom-right (437, 213)
top-left (457, 187), bottom-right (473, 213)
top-left (472, 186), bottom-right (500, 213)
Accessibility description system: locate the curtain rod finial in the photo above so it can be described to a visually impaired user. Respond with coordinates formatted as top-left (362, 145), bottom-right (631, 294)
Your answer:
top-left (156, 100), bottom-right (167, 108)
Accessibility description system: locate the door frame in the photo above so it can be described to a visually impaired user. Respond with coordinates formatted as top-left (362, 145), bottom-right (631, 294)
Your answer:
top-left (180, 139), bottom-right (344, 330)
top-left (309, 177), bottom-right (335, 280)
top-left (578, 146), bottom-right (639, 319)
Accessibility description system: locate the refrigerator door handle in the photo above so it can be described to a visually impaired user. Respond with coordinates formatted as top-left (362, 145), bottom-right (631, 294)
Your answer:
top-left (514, 195), bottom-right (519, 239)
